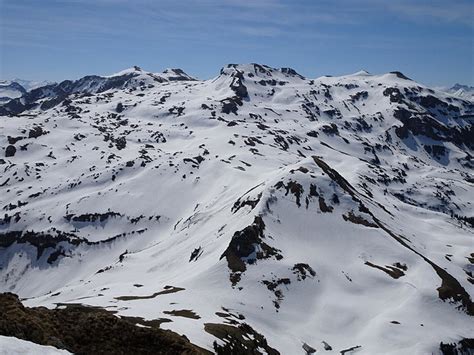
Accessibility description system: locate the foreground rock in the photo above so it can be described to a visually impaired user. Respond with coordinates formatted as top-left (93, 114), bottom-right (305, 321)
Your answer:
top-left (0, 293), bottom-right (208, 355)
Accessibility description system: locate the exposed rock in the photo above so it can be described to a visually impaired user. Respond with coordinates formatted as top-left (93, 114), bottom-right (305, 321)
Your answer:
top-left (0, 292), bottom-right (208, 354)
top-left (5, 145), bottom-right (16, 157)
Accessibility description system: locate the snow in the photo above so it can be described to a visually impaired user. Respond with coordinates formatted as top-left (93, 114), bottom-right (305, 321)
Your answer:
top-left (0, 336), bottom-right (71, 354)
top-left (105, 66), bottom-right (143, 78)
top-left (0, 63), bottom-right (472, 354)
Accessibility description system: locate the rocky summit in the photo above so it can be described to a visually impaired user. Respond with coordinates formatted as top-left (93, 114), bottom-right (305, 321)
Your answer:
top-left (0, 63), bottom-right (473, 354)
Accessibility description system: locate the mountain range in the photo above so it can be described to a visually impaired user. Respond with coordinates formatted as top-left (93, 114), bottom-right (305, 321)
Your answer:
top-left (0, 64), bottom-right (473, 354)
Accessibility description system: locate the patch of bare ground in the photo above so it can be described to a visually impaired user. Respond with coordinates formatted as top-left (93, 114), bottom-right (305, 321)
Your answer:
top-left (115, 286), bottom-right (185, 301)
top-left (340, 345), bottom-right (362, 354)
top-left (365, 261), bottom-right (406, 279)
top-left (163, 309), bottom-right (201, 320)
top-left (215, 307), bottom-right (246, 325)
top-left (120, 315), bottom-right (173, 328)
top-left (342, 211), bottom-right (378, 228)
top-left (204, 322), bottom-right (279, 355)
top-left (220, 216), bottom-right (282, 286)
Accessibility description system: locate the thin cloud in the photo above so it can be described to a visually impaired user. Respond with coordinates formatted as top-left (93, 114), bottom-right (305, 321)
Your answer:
top-left (237, 26), bottom-right (283, 37)
top-left (360, 0), bottom-right (474, 26)
top-left (389, 2), bottom-right (473, 26)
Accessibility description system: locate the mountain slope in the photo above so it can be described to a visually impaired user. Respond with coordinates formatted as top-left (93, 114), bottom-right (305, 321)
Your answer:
top-left (0, 63), bottom-right (473, 354)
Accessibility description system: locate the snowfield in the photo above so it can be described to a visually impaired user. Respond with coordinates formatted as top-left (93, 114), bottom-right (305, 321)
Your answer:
top-left (0, 64), bottom-right (473, 354)
top-left (0, 336), bottom-right (71, 355)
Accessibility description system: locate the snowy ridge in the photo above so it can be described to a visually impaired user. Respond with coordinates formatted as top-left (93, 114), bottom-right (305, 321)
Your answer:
top-left (0, 63), bottom-right (473, 354)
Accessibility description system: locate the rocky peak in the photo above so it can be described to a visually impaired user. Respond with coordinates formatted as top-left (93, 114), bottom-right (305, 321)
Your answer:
top-left (220, 63), bottom-right (304, 80)
top-left (161, 68), bottom-right (196, 81)
top-left (388, 71), bottom-right (412, 81)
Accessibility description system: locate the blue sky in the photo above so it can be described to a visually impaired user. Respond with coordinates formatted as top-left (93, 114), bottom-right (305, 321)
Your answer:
top-left (0, 0), bottom-right (473, 86)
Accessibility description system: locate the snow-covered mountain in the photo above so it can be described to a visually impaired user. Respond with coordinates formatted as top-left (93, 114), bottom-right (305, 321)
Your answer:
top-left (0, 63), bottom-right (473, 354)
top-left (11, 79), bottom-right (55, 92)
top-left (439, 83), bottom-right (474, 101)
top-left (0, 79), bottom-right (55, 104)
top-left (0, 81), bottom-right (26, 104)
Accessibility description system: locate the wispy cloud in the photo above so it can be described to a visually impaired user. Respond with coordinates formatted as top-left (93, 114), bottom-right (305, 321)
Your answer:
top-left (237, 26), bottom-right (282, 37)
top-left (393, 2), bottom-right (472, 26)
top-left (367, 0), bottom-right (474, 26)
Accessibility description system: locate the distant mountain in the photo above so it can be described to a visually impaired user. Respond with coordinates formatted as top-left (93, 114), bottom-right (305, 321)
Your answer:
top-left (0, 81), bottom-right (26, 103)
top-left (7, 78), bottom-right (55, 91)
top-left (439, 83), bottom-right (474, 101)
top-left (0, 67), bottom-right (195, 115)
top-left (0, 63), bottom-right (473, 354)
top-left (0, 79), bottom-right (55, 104)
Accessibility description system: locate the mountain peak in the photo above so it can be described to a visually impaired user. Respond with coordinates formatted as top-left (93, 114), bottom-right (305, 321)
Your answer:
top-left (388, 71), bottom-right (412, 81)
top-left (161, 68), bottom-right (196, 81)
top-left (349, 70), bottom-right (372, 77)
top-left (451, 83), bottom-right (474, 91)
top-left (219, 63), bottom-right (305, 80)
top-left (106, 66), bottom-right (144, 78)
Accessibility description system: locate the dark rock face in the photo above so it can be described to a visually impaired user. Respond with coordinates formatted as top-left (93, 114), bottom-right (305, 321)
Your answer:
top-left (424, 144), bottom-right (447, 159)
top-left (64, 212), bottom-right (122, 223)
top-left (350, 91), bottom-right (369, 101)
top-left (204, 322), bottom-right (279, 355)
top-left (164, 68), bottom-right (196, 81)
top-left (274, 180), bottom-right (304, 207)
top-left (439, 339), bottom-right (474, 355)
top-left (292, 263), bottom-right (316, 281)
top-left (0, 293), bottom-right (208, 355)
top-left (220, 216), bottom-right (282, 285)
top-left (230, 71), bottom-right (248, 99)
top-left (116, 102), bottom-right (124, 113)
top-left (418, 95), bottom-right (454, 110)
top-left (40, 95), bottom-right (67, 110)
top-left (383, 87), bottom-right (404, 103)
top-left (364, 261), bottom-right (405, 279)
top-left (28, 126), bottom-right (48, 138)
top-left (394, 108), bottom-right (473, 149)
top-left (0, 230), bottom-right (82, 260)
top-left (5, 145), bottom-right (16, 157)
top-left (221, 96), bottom-right (243, 115)
top-left (8, 136), bottom-right (24, 145)
top-left (280, 67), bottom-right (305, 79)
top-left (232, 192), bottom-right (262, 213)
top-left (389, 71), bottom-right (412, 80)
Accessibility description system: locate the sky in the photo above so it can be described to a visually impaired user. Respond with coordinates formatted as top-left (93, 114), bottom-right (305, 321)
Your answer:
top-left (0, 0), bottom-right (473, 87)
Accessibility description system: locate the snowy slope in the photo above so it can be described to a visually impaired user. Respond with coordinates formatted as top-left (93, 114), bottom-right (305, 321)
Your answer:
top-left (0, 64), bottom-right (473, 354)
top-left (0, 336), bottom-right (71, 355)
